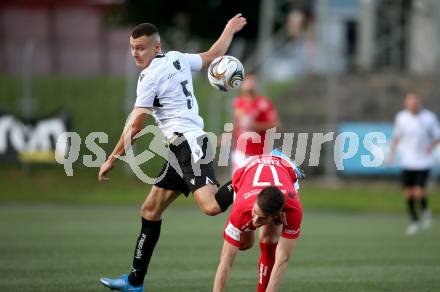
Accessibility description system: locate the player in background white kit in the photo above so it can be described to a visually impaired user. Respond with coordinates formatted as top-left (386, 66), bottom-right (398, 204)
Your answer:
top-left (98, 14), bottom-right (247, 292)
top-left (388, 92), bottom-right (440, 236)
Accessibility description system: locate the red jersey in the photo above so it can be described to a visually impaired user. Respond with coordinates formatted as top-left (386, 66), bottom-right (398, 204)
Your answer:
top-left (223, 155), bottom-right (303, 248)
top-left (232, 95), bottom-right (278, 155)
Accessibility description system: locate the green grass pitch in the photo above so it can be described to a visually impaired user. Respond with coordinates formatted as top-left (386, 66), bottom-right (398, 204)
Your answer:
top-left (1, 204), bottom-right (439, 292)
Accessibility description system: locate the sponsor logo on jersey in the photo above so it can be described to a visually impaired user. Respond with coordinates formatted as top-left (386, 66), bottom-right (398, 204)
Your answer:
top-left (190, 178), bottom-right (195, 185)
top-left (225, 221), bottom-right (241, 241)
top-left (167, 72), bottom-right (178, 79)
top-left (243, 189), bottom-right (260, 199)
top-left (139, 73), bottom-right (145, 82)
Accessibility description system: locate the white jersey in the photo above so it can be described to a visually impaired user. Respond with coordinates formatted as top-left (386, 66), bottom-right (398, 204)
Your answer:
top-left (393, 109), bottom-right (440, 170)
top-left (135, 51), bottom-right (204, 139)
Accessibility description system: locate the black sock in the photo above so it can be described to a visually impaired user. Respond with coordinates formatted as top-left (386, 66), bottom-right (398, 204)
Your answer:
top-left (420, 197), bottom-right (429, 211)
top-left (215, 180), bottom-right (234, 212)
top-left (406, 198), bottom-right (419, 222)
top-left (128, 218), bottom-right (162, 286)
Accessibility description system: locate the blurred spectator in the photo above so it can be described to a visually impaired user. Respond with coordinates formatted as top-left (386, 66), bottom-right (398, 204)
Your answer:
top-left (388, 92), bottom-right (440, 236)
top-left (231, 72), bottom-right (279, 172)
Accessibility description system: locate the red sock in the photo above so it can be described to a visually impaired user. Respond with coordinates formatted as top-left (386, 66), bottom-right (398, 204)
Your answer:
top-left (257, 242), bottom-right (277, 292)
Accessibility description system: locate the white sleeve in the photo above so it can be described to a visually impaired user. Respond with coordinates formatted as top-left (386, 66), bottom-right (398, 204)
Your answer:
top-left (183, 53), bottom-right (203, 71)
top-left (134, 74), bottom-right (157, 108)
top-left (430, 114), bottom-right (440, 139)
top-left (393, 114), bottom-right (403, 139)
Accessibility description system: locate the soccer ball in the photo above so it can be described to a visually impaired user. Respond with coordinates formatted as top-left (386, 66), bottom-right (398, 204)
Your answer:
top-left (207, 55), bottom-right (245, 92)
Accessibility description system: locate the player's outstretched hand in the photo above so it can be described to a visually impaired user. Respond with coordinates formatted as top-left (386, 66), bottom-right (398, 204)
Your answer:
top-left (98, 160), bottom-right (114, 182)
top-left (226, 13), bottom-right (247, 34)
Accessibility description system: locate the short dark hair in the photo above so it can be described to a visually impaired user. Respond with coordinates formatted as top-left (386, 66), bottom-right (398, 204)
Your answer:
top-left (257, 186), bottom-right (285, 216)
top-left (131, 23), bottom-right (159, 38)
top-left (406, 91), bottom-right (422, 99)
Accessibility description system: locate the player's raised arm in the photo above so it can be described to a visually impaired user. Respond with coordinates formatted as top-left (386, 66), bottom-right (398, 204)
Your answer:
top-left (265, 237), bottom-right (297, 292)
top-left (199, 13), bottom-right (247, 69)
top-left (213, 240), bottom-right (239, 292)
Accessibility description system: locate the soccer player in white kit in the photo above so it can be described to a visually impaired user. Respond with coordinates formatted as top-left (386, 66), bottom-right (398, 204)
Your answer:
top-left (98, 14), bottom-right (247, 291)
top-left (388, 92), bottom-right (440, 235)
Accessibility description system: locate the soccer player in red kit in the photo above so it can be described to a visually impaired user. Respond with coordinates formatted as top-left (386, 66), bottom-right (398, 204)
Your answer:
top-left (232, 72), bottom-right (279, 171)
top-left (213, 150), bottom-right (303, 292)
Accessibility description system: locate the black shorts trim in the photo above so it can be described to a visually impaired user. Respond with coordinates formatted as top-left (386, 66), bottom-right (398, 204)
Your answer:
top-left (401, 169), bottom-right (430, 188)
top-left (154, 133), bottom-right (219, 196)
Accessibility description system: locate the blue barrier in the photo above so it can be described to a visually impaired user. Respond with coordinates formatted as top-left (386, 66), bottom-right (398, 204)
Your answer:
top-left (337, 122), bottom-right (440, 177)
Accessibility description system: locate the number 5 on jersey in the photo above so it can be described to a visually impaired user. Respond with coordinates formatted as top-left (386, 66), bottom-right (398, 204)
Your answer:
top-left (180, 80), bottom-right (193, 109)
